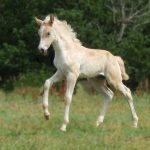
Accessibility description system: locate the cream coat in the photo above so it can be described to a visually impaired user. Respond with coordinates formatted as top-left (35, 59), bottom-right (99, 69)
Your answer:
top-left (35, 15), bottom-right (138, 131)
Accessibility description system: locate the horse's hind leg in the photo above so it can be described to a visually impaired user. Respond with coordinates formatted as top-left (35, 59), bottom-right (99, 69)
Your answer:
top-left (96, 82), bottom-right (114, 127)
top-left (116, 83), bottom-right (138, 128)
top-left (96, 86), bottom-right (114, 127)
top-left (88, 78), bottom-right (114, 127)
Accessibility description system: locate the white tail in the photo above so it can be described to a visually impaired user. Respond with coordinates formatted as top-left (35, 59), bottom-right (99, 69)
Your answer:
top-left (116, 56), bottom-right (129, 80)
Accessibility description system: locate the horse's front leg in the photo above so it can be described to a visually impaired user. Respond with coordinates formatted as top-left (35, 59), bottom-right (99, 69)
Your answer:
top-left (60, 73), bottom-right (78, 132)
top-left (42, 71), bottom-right (63, 120)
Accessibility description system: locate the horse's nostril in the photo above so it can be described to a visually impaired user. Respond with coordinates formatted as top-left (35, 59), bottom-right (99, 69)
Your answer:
top-left (41, 48), bottom-right (44, 53)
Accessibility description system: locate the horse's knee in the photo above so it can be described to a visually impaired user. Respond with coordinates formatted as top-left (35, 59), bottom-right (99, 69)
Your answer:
top-left (104, 92), bottom-right (113, 102)
top-left (108, 91), bottom-right (114, 100)
top-left (102, 86), bottom-right (114, 101)
top-left (116, 83), bottom-right (133, 100)
top-left (44, 79), bottom-right (51, 90)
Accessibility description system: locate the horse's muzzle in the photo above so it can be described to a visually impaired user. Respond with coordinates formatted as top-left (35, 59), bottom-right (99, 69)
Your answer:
top-left (38, 47), bottom-right (48, 56)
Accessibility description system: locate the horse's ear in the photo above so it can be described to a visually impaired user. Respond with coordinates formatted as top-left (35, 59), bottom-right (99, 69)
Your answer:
top-left (35, 17), bottom-right (43, 26)
top-left (49, 15), bottom-right (54, 26)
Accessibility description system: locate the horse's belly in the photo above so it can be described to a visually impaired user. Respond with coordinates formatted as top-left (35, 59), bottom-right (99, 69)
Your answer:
top-left (79, 64), bottom-right (104, 78)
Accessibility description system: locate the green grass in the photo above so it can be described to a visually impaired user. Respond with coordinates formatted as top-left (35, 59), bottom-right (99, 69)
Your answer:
top-left (0, 86), bottom-right (150, 150)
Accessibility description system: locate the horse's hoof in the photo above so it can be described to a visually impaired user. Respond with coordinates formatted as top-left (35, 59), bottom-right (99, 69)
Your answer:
top-left (96, 121), bottom-right (103, 127)
top-left (132, 118), bottom-right (138, 128)
top-left (60, 125), bottom-right (66, 132)
top-left (60, 128), bottom-right (66, 132)
top-left (44, 114), bottom-right (50, 120)
top-left (132, 122), bottom-right (138, 128)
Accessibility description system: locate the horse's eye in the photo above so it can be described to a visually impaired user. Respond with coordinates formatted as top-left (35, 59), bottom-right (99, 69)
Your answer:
top-left (47, 32), bottom-right (50, 36)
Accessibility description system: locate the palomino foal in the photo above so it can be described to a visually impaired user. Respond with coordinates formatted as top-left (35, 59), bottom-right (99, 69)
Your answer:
top-left (35, 15), bottom-right (138, 131)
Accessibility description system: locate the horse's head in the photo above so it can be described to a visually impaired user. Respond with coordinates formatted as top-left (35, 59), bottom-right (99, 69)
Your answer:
top-left (35, 15), bottom-right (54, 55)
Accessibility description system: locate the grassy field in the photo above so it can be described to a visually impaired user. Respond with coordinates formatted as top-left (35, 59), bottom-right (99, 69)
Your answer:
top-left (0, 85), bottom-right (150, 150)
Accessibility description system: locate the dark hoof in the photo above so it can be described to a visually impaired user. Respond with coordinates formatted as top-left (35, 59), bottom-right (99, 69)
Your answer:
top-left (44, 115), bottom-right (50, 120)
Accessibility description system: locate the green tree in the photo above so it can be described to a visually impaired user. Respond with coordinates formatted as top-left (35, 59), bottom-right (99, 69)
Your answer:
top-left (0, 0), bottom-right (149, 90)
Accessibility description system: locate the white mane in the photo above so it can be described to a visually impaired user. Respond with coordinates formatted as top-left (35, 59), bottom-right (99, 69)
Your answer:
top-left (45, 15), bottom-right (82, 45)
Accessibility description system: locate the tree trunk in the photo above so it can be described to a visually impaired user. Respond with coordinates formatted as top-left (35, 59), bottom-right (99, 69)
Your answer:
top-left (117, 23), bottom-right (127, 42)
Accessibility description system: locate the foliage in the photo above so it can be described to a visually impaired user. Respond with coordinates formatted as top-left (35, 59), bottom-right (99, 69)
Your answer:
top-left (14, 66), bottom-right (55, 87)
top-left (0, 0), bottom-right (149, 90)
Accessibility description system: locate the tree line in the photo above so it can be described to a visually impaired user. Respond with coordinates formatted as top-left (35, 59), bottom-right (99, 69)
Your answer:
top-left (0, 0), bottom-right (149, 90)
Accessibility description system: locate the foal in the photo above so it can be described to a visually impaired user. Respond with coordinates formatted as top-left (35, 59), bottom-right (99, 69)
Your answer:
top-left (35, 15), bottom-right (138, 131)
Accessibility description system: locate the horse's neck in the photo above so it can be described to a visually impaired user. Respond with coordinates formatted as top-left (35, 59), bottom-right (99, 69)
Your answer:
top-left (52, 24), bottom-right (81, 59)
top-left (52, 23), bottom-right (74, 55)
top-left (52, 38), bottom-right (68, 58)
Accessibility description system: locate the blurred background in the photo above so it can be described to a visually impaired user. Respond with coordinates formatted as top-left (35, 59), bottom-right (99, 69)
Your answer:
top-left (0, 0), bottom-right (150, 92)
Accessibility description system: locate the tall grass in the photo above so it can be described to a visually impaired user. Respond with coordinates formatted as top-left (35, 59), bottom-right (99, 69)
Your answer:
top-left (0, 85), bottom-right (150, 150)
